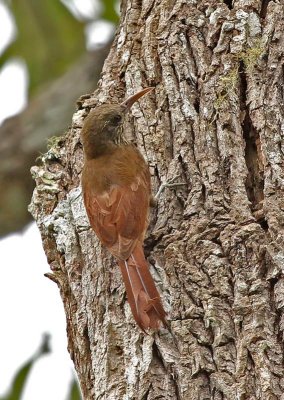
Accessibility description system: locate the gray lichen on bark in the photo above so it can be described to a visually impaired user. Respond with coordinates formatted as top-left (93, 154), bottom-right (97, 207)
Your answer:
top-left (30, 0), bottom-right (284, 399)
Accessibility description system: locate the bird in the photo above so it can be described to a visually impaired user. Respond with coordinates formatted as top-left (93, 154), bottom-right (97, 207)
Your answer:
top-left (80, 87), bottom-right (167, 331)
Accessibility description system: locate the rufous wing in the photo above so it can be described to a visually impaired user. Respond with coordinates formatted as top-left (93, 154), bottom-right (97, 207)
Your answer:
top-left (83, 175), bottom-right (150, 260)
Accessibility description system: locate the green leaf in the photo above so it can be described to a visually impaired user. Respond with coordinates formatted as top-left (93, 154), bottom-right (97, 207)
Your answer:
top-left (101, 0), bottom-right (119, 23)
top-left (0, 0), bottom-right (85, 95)
top-left (66, 378), bottom-right (82, 400)
top-left (0, 334), bottom-right (51, 400)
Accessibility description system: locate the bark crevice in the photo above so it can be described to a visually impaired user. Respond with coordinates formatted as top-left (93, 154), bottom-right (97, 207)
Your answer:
top-left (239, 62), bottom-right (264, 216)
top-left (223, 0), bottom-right (233, 10)
top-left (260, 0), bottom-right (271, 19)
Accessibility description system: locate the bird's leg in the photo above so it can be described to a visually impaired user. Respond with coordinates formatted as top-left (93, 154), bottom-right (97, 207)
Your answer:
top-left (154, 175), bottom-right (187, 201)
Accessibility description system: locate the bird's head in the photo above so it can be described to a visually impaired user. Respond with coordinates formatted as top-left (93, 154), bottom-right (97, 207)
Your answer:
top-left (81, 87), bottom-right (154, 159)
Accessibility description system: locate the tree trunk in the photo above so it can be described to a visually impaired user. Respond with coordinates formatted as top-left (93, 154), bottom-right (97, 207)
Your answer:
top-left (29, 1), bottom-right (284, 399)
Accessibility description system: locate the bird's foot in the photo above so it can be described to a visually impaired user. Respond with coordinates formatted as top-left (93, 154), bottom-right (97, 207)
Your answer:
top-left (154, 175), bottom-right (187, 200)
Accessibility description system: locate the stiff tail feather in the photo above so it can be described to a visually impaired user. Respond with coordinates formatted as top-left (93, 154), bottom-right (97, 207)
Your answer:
top-left (118, 244), bottom-right (167, 331)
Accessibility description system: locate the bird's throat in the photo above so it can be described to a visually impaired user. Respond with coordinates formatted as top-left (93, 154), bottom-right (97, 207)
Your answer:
top-left (83, 139), bottom-right (115, 159)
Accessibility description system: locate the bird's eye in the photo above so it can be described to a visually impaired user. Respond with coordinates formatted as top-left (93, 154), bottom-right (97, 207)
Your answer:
top-left (111, 114), bottom-right (122, 125)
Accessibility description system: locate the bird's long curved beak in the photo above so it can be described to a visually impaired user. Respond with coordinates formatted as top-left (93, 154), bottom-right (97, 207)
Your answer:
top-left (121, 87), bottom-right (154, 110)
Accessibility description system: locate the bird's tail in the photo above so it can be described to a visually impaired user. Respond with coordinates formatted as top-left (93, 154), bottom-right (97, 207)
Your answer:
top-left (118, 244), bottom-right (167, 331)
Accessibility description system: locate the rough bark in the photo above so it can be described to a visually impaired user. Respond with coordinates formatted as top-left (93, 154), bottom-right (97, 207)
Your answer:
top-left (30, 1), bottom-right (284, 399)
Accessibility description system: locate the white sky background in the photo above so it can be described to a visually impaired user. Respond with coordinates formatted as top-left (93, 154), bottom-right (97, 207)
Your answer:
top-left (0, 0), bottom-right (115, 398)
top-left (0, 224), bottom-right (73, 400)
